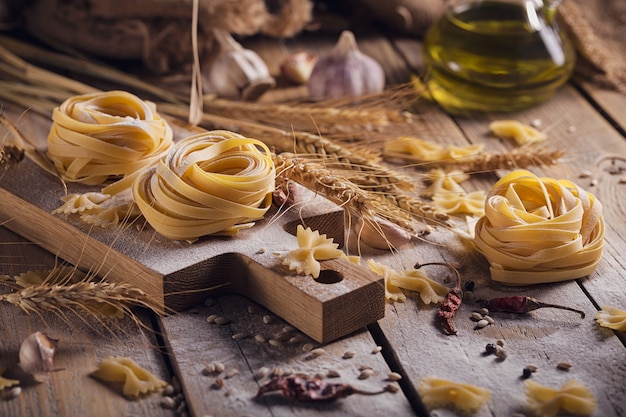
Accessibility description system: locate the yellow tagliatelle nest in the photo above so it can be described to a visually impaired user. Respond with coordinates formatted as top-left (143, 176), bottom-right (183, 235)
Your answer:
top-left (368, 259), bottom-right (449, 303)
top-left (281, 225), bottom-right (346, 279)
top-left (525, 379), bottom-right (596, 417)
top-left (92, 356), bottom-right (167, 398)
top-left (48, 90), bottom-right (173, 185)
top-left (474, 170), bottom-right (604, 285)
top-left (418, 376), bottom-right (490, 414)
top-left (595, 305), bottom-right (626, 331)
top-left (133, 130), bottom-right (275, 241)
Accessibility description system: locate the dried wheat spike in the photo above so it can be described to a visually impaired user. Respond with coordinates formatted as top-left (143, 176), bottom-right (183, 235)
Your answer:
top-left (0, 280), bottom-right (153, 319)
top-left (0, 144), bottom-right (25, 171)
top-left (274, 153), bottom-right (445, 232)
top-left (385, 146), bottom-right (564, 173)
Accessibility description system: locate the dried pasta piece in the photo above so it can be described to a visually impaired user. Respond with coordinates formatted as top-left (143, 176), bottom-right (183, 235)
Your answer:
top-left (490, 120), bottom-right (547, 146)
top-left (419, 376), bottom-right (490, 414)
top-left (432, 190), bottom-right (486, 216)
top-left (383, 136), bottom-right (483, 162)
top-left (595, 305), bottom-right (626, 331)
top-left (92, 356), bottom-right (167, 398)
top-left (421, 169), bottom-right (468, 198)
top-left (0, 368), bottom-right (19, 390)
top-left (48, 91), bottom-right (173, 185)
top-left (474, 170), bottom-right (605, 285)
top-left (52, 192), bottom-right (111, 214)
top-left (368, 260), bottom-right (448, 304)
top-left (281, 225), bottom-right (344, 279)
top-left (525, 379), bottom-right (596, 417)
top-left (133, 130), bottom-right (275, 241)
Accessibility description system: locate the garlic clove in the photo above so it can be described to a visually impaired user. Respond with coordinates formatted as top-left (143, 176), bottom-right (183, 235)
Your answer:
top-left (203, 29), bottom-right (275, 101)
top-left (280, 51), bottom-right (318, 85)
top-left (355, 216), bottom-right (412, 250)
top-left (19, 331), bottom-right (59, 382)
top-left (307, 30), bottom-right (385, 100)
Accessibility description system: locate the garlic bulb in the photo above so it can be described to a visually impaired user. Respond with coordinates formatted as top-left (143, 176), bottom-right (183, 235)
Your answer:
top-left (307, 30), bottom-right (385, 100)
top-left (19, 332), bottom-right (58, 382)
top-left (355, 216), bottom-right (412, 250)
top-left (203, 29), bottom-right (275, 101)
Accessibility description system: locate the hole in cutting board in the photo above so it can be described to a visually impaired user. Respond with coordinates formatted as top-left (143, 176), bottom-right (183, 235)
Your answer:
top-left (316, 270), bottom-right (344, 284)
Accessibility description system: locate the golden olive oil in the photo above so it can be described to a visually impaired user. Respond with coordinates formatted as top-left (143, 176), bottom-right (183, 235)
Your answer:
top-left (423, 1), bottom-right (575, 114)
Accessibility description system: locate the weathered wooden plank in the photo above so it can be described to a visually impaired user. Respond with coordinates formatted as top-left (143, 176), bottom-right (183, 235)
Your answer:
top-left (576, 80), bottom-right (626, 134)
top-left (0, 227), bottom-right (173, 417)
top-left (160, 293), bottom-right (416, 417)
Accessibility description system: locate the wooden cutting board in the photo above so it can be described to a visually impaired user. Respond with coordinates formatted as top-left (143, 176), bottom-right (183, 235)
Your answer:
top-left (0, 126), bottom-right (385, 344)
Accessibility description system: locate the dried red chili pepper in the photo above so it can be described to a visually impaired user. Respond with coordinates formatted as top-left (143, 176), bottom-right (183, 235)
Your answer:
top-left (256, 375), bottom-right (385, 402)
top-left (481, 296), bottom-right (585, 319)
top-left (414, 262), bottom-right (462, 335)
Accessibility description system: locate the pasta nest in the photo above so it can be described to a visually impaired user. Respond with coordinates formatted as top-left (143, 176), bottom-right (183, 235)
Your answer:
top-left (474, 169), bottom-right (604, 285)
top-left (47, 90), bottom-right (173, 185)
top-left (132, 130), bottom-right (275, 240)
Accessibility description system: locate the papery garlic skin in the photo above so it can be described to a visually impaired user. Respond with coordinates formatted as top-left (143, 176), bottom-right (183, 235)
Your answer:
top-left (203, 29), bottom-right (275, 101)
top-left (280, 51), bottom-right (318, 85)
top-left (307, 30), bottom-right (385, 100)
top-left (19, 332), bottom-right (59, 382)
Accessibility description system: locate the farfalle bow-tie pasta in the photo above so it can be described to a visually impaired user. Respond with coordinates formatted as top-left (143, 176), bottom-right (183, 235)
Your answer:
top-left (474, 170), bottom-right (604, 285)
top-left (132, 130), bottom-right (275, 241)
top-left (47, 90), bottom-right (173, 185)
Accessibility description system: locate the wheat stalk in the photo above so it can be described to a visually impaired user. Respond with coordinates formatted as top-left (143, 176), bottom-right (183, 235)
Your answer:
top-left (0, 279), bottom-right (154, 318)
top-left (384, 146), bottom-right (564, 173)
top-left (274, 153), bottom-right (449, 232)
top-left (0, 144), bottom-right (24, 172)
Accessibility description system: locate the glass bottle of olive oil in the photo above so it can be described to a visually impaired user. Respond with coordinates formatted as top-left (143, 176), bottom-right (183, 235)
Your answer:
top-left (423, 0), bottom-right (575, 114)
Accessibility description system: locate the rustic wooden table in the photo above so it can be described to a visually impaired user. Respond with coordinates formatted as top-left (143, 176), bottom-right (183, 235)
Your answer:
top-left (1, 25), bottom-right (625, 417)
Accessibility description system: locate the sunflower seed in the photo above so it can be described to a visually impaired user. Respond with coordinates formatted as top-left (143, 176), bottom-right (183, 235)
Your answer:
top-left (268, 339), bottom-right (283, 347)
top-left (232, 332), bottom-right (248, 340)
top-left (254, 367), bottom-right (270, 380)
top-left (302, 343), bottom-right (315, 352)
top-left (470, 312), bottom-right (483, 321)
top-left (384, 383), bottom-right (400, 393)
top-left (214, 316), bottom-right (230, 325)
top-left (212, 378), bottom-right (224, 390)
top-left (358, 369), bottom-right (374, 380)
top-left (342, 351), bottom-right (356, 359)
top-left (206, 314), bottom-right (219, 323)
top-left (476, 319), bottom-right (489, 328)
top-left (214, 362), bottom-right (225, 373)
top-left (160, 396), bottom-right (176, 409)
top-left (386, 372), bottom-right (402, 381)
top-left (371, 346), bottom-right (382, 354)
top-left (327, 369), bottom-right (341, 378)
top-left (556, 362), bottom-right (572, 371)
top-left (310, 348), bottom-right (326, 358)
top-left (224, 369), bottom-right (239, 379)
top-left (262, 315), bottom-right (272, 324)
top-left (254, 334), bottom-right (266, 343)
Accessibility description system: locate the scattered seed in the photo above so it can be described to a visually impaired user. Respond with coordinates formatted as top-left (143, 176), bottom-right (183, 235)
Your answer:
top-left (212, 378), bottom-right (224, 390)
top-left (224, 369), bottom-right (239, 379)
top-left (384, 383), bottom-right (400, 393)
top-left (358, 369), bottom-right (374, 380)
top-left (619, 176), bottom-right (626, 184)
top-left (289, 335), bottom-right (305, 344)
top-left (342, 351), bottom-right (356, 359)
top-left (579, 170), bottom-right (592, 179)
top-left (268, 339), bottom-right (283, 347)
top-left (162, 384), bottom-right (175, 396)
top-left (589, 178), bottom-right (598, 187)
top-left (372, 346), bottom-right (382, 354)
top-left (247, 305), bottom-right (256, 314)
top-left (463, 280), bottom-right (475, 292)
top-left (272, 367), bottom-right (284, 377)
top-left (256, 248), bottom-right (266, 254)
top-left (470, 312), bottom-right (483, 321)
top-left (232, 332), bottom-right (248, 340)
top-left (556, 362), bottom-right (572, 371)
top-left (214, 316), bottom-right (230, 325)
top-left (495, 347), bottom-right (507, 361)
top-left (327, 370), bottom-right (341, 378)
top-left (496, 339), bottom-right (505, 347)
top-left (310, 348), bottom-right (326, 358)
top-left (302, 343), bottom-right (315, 352)
top-left (485, 343), bottom-right (498, 355)
top-left (531, 118), bottom-right (542, 128)
top-left (313, 372), bottom-right (326, 380)
top-left (483, 315), bottom-right (495, 325)
top-left (282, 326), bottom-right (296, 333)
top-left (254, 367), bottom-right (270, 380)
top-left (522, 367), bottom-right (533, 379)
top-left (358, 365), bottom-right (373, 371)
top-left (206, 314), bottom-right (219, 323)
top-left (476, 319), bottom-right (489, 329)
top-left (479, 307), bottom-right (489, 316)
top-left (160, 396), bottom-right (177, 409)
top-left (386, 372), bottom-right (402, 381)
top-left (526, 365), bottom-right (538, 373)
top-left (214, 362), bottom-right (225, 373)
top-left (254, 334), bottom-right (266, 343)
top-left (262, 315), bottom-right (272, 324)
